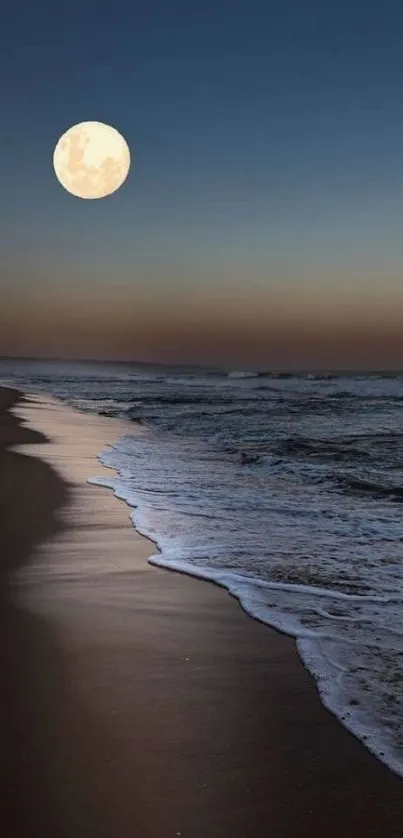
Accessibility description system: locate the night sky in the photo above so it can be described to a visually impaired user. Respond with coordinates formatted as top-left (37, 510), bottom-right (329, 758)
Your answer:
top-left (2, 0), bottom-right (403, 368)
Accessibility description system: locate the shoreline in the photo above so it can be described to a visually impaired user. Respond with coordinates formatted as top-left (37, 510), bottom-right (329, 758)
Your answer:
top-left (1, 386), bottom-right (403, 836)
top-left (78, 392), bottom-right (402, 779)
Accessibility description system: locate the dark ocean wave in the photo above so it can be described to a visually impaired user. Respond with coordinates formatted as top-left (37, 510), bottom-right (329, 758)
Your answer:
top-left (329, 391), bottom-right (403, 402)
top-left (335, 475), bottom-right (403, 501)
top-left (253, 384), bottom-right (287, 392)
top-left (129, 393), bottom-right (236, 406)
top-left (275, 436), bottom-right (368, 462)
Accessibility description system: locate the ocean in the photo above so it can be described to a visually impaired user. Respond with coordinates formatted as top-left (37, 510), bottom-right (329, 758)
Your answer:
top-left (2, 358), bottom-right (403, 777)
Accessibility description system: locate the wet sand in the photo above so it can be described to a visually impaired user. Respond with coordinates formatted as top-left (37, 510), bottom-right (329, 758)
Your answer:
top-left (1, 386), bottom-right (403, 837)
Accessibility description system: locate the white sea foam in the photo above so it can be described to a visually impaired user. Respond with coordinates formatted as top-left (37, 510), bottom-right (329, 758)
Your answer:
top-left (228, 370), bottom-right (258, 378)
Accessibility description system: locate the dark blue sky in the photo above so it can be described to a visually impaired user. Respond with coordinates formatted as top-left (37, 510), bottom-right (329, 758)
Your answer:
top-left (2, 0), bottom-right (403, 366)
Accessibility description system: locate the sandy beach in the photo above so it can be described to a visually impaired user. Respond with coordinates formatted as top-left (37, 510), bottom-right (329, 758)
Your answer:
top-left (1, 386), bottom-right (403, 837)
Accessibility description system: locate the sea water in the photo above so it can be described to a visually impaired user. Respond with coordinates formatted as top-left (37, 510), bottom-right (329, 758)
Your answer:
top-left (2, 358), bottom-right (403, 776)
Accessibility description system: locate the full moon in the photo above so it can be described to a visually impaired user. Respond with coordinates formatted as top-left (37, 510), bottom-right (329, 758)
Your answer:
top-left (53, 121), bottom-right (131, 199)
